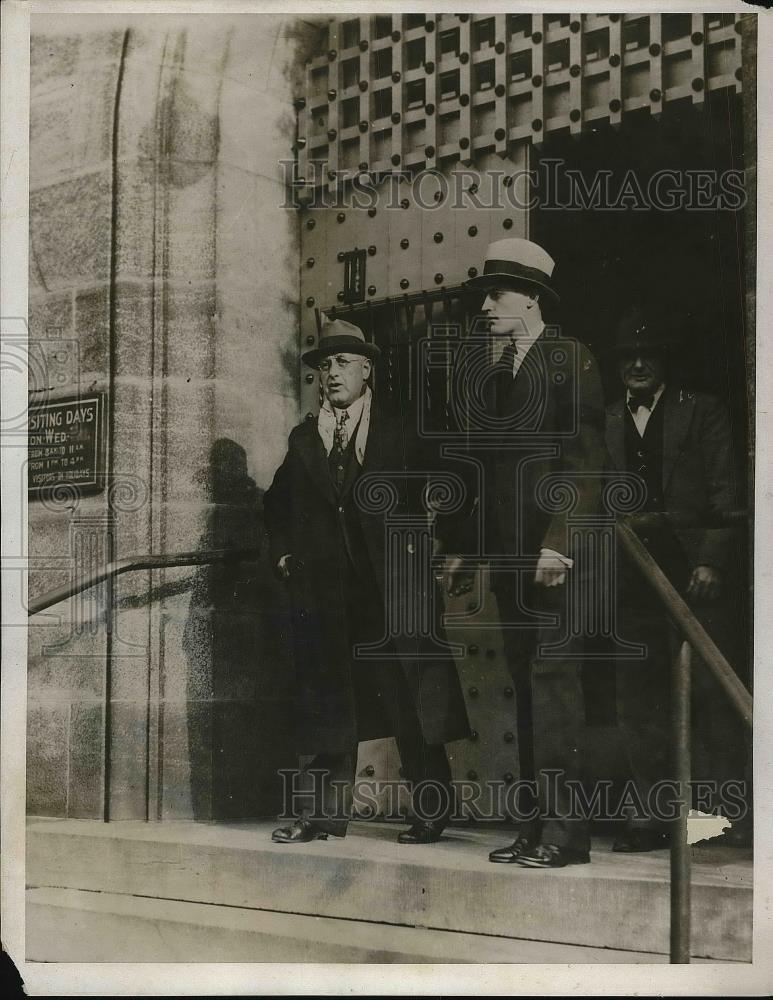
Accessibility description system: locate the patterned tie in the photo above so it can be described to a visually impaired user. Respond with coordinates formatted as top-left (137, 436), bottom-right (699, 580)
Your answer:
top-left (334, 409), bottom-right (349, 451)
top-left (330, 410), bottom-right (349, 489)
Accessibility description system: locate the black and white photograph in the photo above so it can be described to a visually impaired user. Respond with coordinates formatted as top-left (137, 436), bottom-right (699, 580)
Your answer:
top-left (1, 1), bottom-right (771, 995)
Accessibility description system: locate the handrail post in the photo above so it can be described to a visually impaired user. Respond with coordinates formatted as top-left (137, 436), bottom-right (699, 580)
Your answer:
top-left (615, 519), bottom-right (752, 727)
top-left (670, 639), bottom-right (692, 963)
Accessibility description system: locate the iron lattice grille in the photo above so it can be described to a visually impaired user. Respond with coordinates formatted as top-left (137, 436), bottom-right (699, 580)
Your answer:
top-left (296, 12), bottom-right (743, 196)
top-left (310, 288), bottom-right (482, 432)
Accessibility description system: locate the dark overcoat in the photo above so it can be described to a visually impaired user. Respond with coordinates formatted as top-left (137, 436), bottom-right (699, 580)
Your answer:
top-left (263, 401), bottom-right (469, 756)
top-left (604, 388), bottom-right (746, 806)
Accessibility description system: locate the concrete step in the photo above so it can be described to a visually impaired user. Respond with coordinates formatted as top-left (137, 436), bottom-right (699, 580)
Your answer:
top-left (26, 887), bottom-right (723, 964)
top-left (26, 818), bottom-right (752, 962)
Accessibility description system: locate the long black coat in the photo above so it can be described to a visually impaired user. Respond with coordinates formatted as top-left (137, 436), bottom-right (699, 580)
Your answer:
top-left (263, 402), bottom-right (469, 756)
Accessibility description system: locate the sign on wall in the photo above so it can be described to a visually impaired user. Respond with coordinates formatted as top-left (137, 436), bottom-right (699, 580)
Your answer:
top-left (28, 393), bottom-right (106, 497)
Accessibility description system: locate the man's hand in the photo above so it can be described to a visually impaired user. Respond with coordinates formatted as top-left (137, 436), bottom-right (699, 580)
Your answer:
top-left (534, 550), bottom-right (568, 587)
top-left (276, 554), bottom-right (293, 580)
top-left (687, 564), bottom-right (721, 602)
top-left (443, 556), bottom-right (475, 598)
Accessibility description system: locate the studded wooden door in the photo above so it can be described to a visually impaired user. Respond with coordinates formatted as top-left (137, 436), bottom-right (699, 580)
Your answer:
top-left (295, 11), bottom-right (745, 817)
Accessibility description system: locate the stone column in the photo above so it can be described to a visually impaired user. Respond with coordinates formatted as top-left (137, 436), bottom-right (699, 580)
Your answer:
top-left (27, 14), bottom-right (322, 820)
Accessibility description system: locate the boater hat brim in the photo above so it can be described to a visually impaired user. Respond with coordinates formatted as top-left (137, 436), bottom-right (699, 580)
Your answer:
top-left (302, 334), bottom-right (382, 368)
top-left (464, 259), bottom-right (560, 303)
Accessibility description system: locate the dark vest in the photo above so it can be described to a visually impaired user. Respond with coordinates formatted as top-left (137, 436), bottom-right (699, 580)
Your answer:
top-left (624, 398), bottom-right (665, 511)
top-left (622, 395), bottom-right (689, 589)
top-left (327, 416), bottom-right (374, 583)
top-left (328, 416), bottom-right (360, 493)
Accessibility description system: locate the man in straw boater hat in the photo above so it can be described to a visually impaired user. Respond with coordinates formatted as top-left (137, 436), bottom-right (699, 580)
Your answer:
top-left (605, 306), bottom-right (750, 849)
top-left (264, 317), bottom-right (469, 845)
top-left (445, 237), bottom-right (608, 868)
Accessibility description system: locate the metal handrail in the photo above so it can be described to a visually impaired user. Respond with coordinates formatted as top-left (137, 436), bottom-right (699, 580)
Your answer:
top-left (616, 519), bottom-right (752, 727)
top-left (27, 547), bottom-right (261, 617)
top-left (616, 517), bottom-right (752, 964)
top-left (671, 640), bottom-right (692, 965)
top-left (28, 527), bottom-right (752, 963)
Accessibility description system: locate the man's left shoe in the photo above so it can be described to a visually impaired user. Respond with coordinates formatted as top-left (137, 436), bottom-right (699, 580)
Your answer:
top-left (488, 835), bottom-right (531, 863)
top-left (512, 844), bottom-right (590, 868)
top-left (397, 821), bottom-right (444, 845)
top-left (271, 819), bottom-right (329, 844)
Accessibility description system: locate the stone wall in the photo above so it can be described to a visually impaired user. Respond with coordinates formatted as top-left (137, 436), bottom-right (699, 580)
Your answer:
top-left (27, 14), bottom-right (322, 819)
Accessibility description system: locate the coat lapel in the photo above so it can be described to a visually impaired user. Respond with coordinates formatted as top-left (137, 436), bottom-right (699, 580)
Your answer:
top-left (661, 386), bottom-right (694, 491)
top-left (605, 397), bottom-right (627, 471)
top-left (295, 421), bottom-right (336, 506)
top-left (340, 402), bottom-right (383, 499)
top-left (296, 401), bottom-right (383, 506)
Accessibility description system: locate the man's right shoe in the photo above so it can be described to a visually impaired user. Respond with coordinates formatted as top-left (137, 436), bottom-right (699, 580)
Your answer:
top-left (612, 828), bottom-right (669, 853)
top-left (397, 820), bottom-right (444, 845)
top-left (271, 819), bottom-right (329, 844)
top-left (488, 835), bottom-right (532, 864)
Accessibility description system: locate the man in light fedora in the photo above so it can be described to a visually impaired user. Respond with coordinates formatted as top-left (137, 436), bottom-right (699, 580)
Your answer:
top-left (264, 317), bottom-right (469, 845)
top-left (446, 237), bottom-right (608, 868)
top-left (605, 306), bottom-right (750, 849)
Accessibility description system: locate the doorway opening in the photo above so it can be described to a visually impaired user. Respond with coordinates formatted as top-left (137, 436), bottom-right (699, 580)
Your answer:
top-left (531, 95), bottom-right (747, 454)
top-left (531, 93), bottom-right (751, 708)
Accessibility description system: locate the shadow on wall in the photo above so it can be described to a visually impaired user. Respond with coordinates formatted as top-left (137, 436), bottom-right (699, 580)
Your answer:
top-left (182, 438), bottom-right (295, 820)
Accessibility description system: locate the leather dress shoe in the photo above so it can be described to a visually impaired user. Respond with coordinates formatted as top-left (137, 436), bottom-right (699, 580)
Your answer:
top-left (271, 819), bottom-right (329, 844)
top-left (513, 843), bottom-right (590, 868)
top-left (397, 821), bottom-right (444, 844)
top-left (612, 828), bottom-right (669, 853)
top-left (488, 835), bottom-right (531, 864)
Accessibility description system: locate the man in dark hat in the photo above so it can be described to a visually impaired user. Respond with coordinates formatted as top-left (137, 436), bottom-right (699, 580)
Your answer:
top-left (605, 307), bottom-right (750, 849)
top-left (447, 237), bottom-right (609, 868)
top-left (264, 317), bottom-right (469, 845)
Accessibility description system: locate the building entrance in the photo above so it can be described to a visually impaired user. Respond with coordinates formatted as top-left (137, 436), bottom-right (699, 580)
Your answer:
top-left (531, 94), bottom-right (751, 690)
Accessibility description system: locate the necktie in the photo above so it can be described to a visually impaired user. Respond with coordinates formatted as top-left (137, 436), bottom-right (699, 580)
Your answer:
top-left (331, 410), bottom-right (349, 489)
top-left (628, 393), bottom-right (655, 413)
top-left (334, 410), bottom-right (349, 451)
top-left (500, 339), bottom-right (518, 374)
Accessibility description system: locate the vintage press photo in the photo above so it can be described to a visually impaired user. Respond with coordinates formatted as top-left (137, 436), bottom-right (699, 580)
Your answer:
top-left (2, 1), bottom-right (772, 995)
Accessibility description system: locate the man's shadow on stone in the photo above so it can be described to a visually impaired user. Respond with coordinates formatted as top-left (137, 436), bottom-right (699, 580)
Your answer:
top-left (182, 438), bottom-right (294, 821)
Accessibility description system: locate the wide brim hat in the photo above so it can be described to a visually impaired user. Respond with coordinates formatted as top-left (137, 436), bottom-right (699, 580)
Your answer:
top-left (464, 237), bottom-right (560, 303)
top-left (609, 308), bottom-right (679, 356)
top-left (301, 316), bottom-right (382, 368)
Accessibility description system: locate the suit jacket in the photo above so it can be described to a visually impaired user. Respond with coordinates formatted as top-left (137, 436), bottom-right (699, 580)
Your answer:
top-left (263, 400), bottom-right (469, 755)
top-left (605, 386), bottom-right (737, 571)
top-left (467, 331), bottom-right (607, 564)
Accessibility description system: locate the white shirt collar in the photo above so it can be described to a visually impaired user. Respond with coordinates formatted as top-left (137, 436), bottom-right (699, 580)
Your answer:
top-left (330, 391), bottom-right (366, 426)
top-left (496, 321), bottom-right (545, 366)
top-left (317, 386), bottom-right (372, 463)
